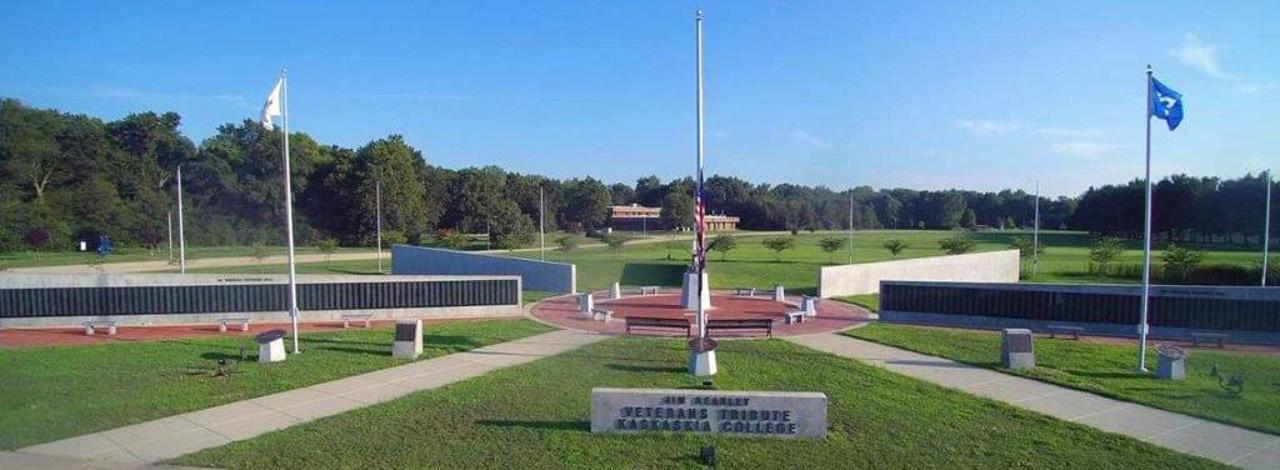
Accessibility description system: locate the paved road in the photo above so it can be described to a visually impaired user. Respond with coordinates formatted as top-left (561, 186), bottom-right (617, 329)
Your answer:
top-left (4, 329), bottom-right (606, 466)
top-left (788, 332), bottom-right (1280, 470)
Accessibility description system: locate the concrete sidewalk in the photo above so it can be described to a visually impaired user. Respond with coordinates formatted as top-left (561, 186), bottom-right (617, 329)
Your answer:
top-left (788, 332), bottom-right (1280, 470)
top-left (5, 329), bottom-right (605, 467)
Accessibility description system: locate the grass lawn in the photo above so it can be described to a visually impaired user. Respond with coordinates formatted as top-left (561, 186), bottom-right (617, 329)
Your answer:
top-left (0, 245), bottom-right (376, 270)
top-left (847, 323), bottom-right (1280, 435)
top-left (175, 337), bottom-right (1222, 469)
top-left (0, 319), bottom-right (554, 450)
top-left (836, 294), bottom-right (880, 312)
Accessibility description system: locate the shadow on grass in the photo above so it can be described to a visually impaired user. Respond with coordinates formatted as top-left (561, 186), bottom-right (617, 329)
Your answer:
top-left (605, 363), bottom-right (686, 374)
top-left (424, 335), bottom-right (483, 350)
top-left (620, 263), bottom-right (685, 286)
top-left (476, 419), bottom-right (589, 432)
top-left (313, 345), bottom-right (387, 356)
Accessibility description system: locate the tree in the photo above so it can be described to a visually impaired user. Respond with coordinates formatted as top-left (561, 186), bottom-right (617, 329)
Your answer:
top-left (1089, 237), bottom-right (1123, 275)
top-left (818, 236), bottom-right (845, 263)
top-left (707, 234), bottom-right (737, 261)
top-left (1008, 235), bottom-right (1042, 260)
top-left (1161, 243), bottom-right (1203, 283)
top-left (316, 238), bottom-right (338, 267)
top-left (555, 235), bottom-right (580, 258)
top-left (883, 239), bottom-right (907, 257)
top-left (937, 236), bottom-right (975, 255)
top-left (660, 192), bottom-right (695, 230)
top-left (603, 234), bottom-right (631, 259)
top-left (488, 201), bottom-right (535, 250)
top-left (25, 226), bottom-right (49, 260)
top-left (250, 243), bottom-right (270, 272)
top-left (139, 226), bottom-right (162, 256)
top-left (434, 229), bottom-right (469, 250)
top-left (960, 209), bottom-right (977, 230)
top-left (608, 182), bottom-right (635, 206)
top-left (761, 237), bottom-right (795, 262)
top-left (382, 230), bottom-right (407, 247)
top-left (562, 177), bottom-right (611, 231)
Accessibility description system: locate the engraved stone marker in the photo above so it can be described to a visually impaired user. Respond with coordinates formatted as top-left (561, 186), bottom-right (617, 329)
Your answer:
top-left (393, 319), bottom-right (423, 359)
top-left (591, 388), bottom-right (827, 439)
top-left (1001, 328), bottom-right (1035, 370)
top-left (254, 329), bottom-right (287, 363)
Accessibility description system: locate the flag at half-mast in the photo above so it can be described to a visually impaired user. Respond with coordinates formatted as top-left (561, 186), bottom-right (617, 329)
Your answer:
top-left (260, 77), bottom-right (283, 131)
top-left (692, 174), bottom-right (707, 272)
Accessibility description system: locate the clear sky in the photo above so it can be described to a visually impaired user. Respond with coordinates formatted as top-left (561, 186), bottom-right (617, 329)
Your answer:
top-left (2, 1), bottom-right (1277, 197)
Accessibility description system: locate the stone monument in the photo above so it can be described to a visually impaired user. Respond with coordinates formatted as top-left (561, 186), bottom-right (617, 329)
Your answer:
top-left (1001, 328), bottom-right (1035, 370)
top-left (611, 282), bottom-right (622, 299)
top-left (393, 319), bottom-right (423, 359)
top-left (591, 388), bottom-right (828, 439)
top-left (772, 284), bottom-right (786, 302)
top-left (680, 269), bottom-right (711, 311)
top-left (1155, 344), bottom-right (1187, 380)
top-left (579, 293), bottom-right (594, 314)
top-left (255, 329), bottom-right (287, 363)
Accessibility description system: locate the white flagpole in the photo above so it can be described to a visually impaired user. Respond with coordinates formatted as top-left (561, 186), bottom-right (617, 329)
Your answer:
top-left (1264, 170), bottom-right (1272, 286)
top-left (848, 190), bottom-right (854, 264)
top-left (376, 180), bottom-right (383, 273)
top-left (1033, 180), bottom-right (1040, 278)
top-left (1137, 66), bottom-right (1154, 372)
top-left (695, 10), bottom-right (707, 340)
top-left (279, 70), bottom-right (301, 354)
top-left (539, 186), bottom-right (546, 261)
top-left (177, 165), bottom-right (187, 274)
top-left (167, 210), bottom-right (173, 263)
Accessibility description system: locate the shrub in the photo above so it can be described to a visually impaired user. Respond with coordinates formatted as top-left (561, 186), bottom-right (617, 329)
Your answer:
top-left (1088, 237), bottom-right (1124, 275)
top-left (817, 236), bottom-right (846, 263)
top-left (937, 236), bottom-right (975, 255)
top-left (434, 229), bottom-right (469, 250)
top-left (1161, 244), bottom-right (1204, 283)
top-left (707, 234), bottom-right (737, 261)
top-left (761, 237), bottom-right (796, 262)
top-left (883, 239), bottom-right (907, 257)
top-left (316, 238), bottom-right (338, 266)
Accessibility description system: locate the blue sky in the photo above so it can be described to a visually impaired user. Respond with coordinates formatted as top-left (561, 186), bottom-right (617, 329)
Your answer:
top-left (2, 1), bottom-right (1277, 197)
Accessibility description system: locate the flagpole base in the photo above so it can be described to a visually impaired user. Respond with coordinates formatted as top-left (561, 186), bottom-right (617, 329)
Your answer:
top-left (688, 350), bottom-right (717, 376)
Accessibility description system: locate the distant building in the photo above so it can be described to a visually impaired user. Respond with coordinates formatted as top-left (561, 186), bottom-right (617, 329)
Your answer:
top-left (608, 204), bottom-right (739, 232)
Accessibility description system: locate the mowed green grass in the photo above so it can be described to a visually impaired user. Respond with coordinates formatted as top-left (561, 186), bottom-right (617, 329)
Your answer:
top-left (0, 319), bottom-right (553, 450)
top-left (174, 337), bottom-right (1222, 469)
top-left (0, 245), bottom-right (377, 270)
top-left (847, 323), bottom-right (1280, 435)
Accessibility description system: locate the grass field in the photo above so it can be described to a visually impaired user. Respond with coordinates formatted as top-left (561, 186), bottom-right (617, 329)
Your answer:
top-left (155, 230), bottom-right (1270, 295)
top-left (173, 337), bottom-right (1222, 469)
top-left (847, 323), bottom-right (1280, 435)
top-left (0, 319), bottom-right (553, 450)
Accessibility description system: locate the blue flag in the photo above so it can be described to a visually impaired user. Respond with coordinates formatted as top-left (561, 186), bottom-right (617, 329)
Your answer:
top-left (1149, 77), bottom-right (1183, 131)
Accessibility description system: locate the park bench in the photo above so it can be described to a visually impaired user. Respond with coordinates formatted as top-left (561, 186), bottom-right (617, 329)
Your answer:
top-left (707, 318), bottom-right (774, 338)
top-left (625, 316), bottom-right (690, 337)
top-left (784, 311), bottom-right (806, 324)
top-left (1190, 332), bottom-right (1228, 348)
top-left (82, 320), bottom-right (116, 336)
top-left (1046, 325), bottom-right (1083, 340)
top-left (341, 314), bottom-right (373, 329)
top-left (217, 317), bottom-right (251, 333)
top-left (734, 287), bottom-right (757, 297)
top-left (590, 308), bottom-right (614, 322)
top-left (640, 286), bottom-right (661, 296)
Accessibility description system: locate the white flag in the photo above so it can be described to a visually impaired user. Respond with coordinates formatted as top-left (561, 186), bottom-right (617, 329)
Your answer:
top-left (260, 77), bottom-right (283, 130)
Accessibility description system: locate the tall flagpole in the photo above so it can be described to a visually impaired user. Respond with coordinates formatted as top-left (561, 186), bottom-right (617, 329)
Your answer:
top-left (1137, 66), bottom-right (1154, 372)
top-left (1033, 180), bottom-right (1040, 278)
top-left (848, 190), bottom-right (854, 264)
top-left (695, 9), bottom-right (707, 340)
top-left (177, 165), bottom-right (187, 274)
top-left (279, 69), bottom-right (301, 354)
top-left (539, 186), bottom-right (546, 261)
top-left (1264, 170), bottom-right (1272, 286)
top-left (687, 9), bottom-right (717, 376)
top-left (376, 180), bottom-right (383, 273)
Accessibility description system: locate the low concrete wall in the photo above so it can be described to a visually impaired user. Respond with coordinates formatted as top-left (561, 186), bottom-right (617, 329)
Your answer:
top-left (392, 245), bottom-right (576, 294)
top-left (0, 273), bottom-right (522, 328)
top-left (817, 249), bottom-right (1020, 298)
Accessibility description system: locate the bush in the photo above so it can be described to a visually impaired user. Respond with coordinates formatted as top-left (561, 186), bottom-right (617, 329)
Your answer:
top-left (1161, 244), bottom-right (1204, 283)
top-left (1088, 237), bottom-right (1123, 274)
top-left (707, 234), bottom-right (737, 261)
top-left (937, 236), bottom-right (975, 255)
top-left (883, 239), bottom-right (907, 257)
top-left (761, 237), bottom-right (796, 262)
top-left (817, 236), bottom-right (845, 263)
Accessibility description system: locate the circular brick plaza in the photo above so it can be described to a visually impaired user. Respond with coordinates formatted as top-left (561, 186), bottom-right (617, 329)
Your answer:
top-left (529, 289), bottom-right (871, 337)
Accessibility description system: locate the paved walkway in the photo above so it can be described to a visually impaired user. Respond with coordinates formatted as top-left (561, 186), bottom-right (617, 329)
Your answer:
top-left (4, 329), bottom-right (605, 467)
top-left (788, 332), bottom-right (1280, 470)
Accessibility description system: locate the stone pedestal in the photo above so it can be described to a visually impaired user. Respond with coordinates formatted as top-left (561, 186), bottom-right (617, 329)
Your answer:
top-left (681, 271), bottom-right (711, 311)
top-left (393, 319), bottom-right (424, 359)
top-left (611, 282), bottom-right (622, 299)
top-left (772, 285), bottom-right (786, 302)
top-left (688, 350), bottom-right (718, 376)
top-left (801, 296), bottom-right (818, 316)
top-left (1156, 346), bottom-right (1187, 380)
top-left (1001, 328), bottom-right (1035, 370)
top-left (579, 293), bottom-right (594, 315)
top-left (259, 338), bottom-right (286, 363)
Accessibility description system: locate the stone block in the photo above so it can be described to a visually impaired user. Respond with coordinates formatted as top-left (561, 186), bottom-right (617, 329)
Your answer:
top-left (259, 337), bottom-right (286, 363)
top-left (1001, 328), bottom-right (1035, 370)
top-left (393, 319), bottom-right (423, 359)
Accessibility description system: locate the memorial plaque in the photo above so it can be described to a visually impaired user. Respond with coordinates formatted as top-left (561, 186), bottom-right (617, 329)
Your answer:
top-left (591, 388), bottom-right (827, 439)
top-left (1006, 333), bottom-right (1032, 353)
top-left (395, 322), bottom-right (417, 341)
top-left (254, 329), bottom-right (286, 344)
top-left (1001, 328), bottom-right (1035, 370)
top-left (689, 337), bottom-right (718, 353)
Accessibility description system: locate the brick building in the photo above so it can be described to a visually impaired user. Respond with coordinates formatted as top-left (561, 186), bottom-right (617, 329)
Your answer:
top-left (608, 204), bottom-right (739, 232)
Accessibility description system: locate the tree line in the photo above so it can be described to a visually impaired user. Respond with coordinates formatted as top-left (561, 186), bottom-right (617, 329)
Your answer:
top-left (1071, 174), bottom-right (1276, 246)
top-left (1, 99), bottom-right (1274, 252)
